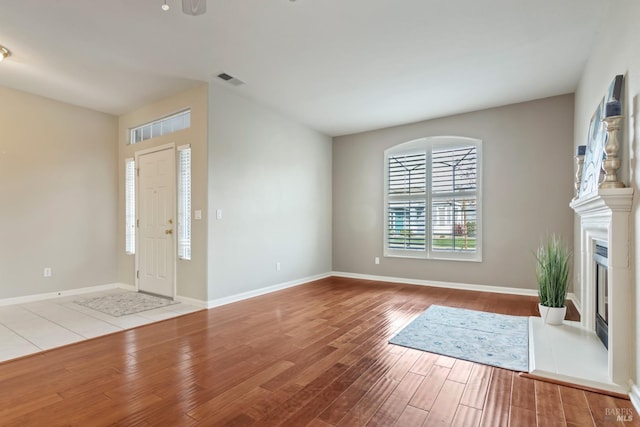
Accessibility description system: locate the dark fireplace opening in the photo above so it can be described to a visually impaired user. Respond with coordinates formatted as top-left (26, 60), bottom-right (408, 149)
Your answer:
top-left (594, 241), bottom-right (608, 349)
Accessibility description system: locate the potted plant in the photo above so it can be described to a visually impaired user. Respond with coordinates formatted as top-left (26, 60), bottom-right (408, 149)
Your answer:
top-left (535, 234), bottom-right (571, 325)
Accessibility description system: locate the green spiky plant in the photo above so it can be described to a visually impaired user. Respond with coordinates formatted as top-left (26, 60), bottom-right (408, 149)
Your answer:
top-left (535, 234), bottom-right (571, 308)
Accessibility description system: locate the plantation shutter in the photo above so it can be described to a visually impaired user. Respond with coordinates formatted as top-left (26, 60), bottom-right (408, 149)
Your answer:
top-left (177, 145), bottom-right (192, 260)
top-left (431, 145), bottom-right (477, 253)
top-left (129, 110), bottom-right (191, 145)
top-left (387, 152), bottom-right (427, 250)
top-left (125, 158), bottom-right (136, 254)
top-left (384, 137), bottom-right (481, 261)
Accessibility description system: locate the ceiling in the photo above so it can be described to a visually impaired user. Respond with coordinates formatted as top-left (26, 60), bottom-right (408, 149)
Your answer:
top-left (0, 0), bottom-right (609, 136)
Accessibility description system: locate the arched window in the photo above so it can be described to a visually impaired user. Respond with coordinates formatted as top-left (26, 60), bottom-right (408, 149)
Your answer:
top-left (384, 136), bottom-right (482, 261)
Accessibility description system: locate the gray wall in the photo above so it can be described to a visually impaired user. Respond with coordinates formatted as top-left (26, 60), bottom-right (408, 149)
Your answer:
top-left (118, 85), bottom-right (209, 301)
top-left (0, 86), bottom-right (118, 298)
top-left (573, 0), bottom-right (640, 389)
top-left (333, 94), bottom-right (575, 290)
top-left (207, 83), bottom-right (332, 300)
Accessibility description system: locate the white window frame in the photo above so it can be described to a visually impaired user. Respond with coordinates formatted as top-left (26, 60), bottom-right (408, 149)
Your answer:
top-left (177, 144), bottom-right (192, 261)
top-left (125, 157), bottom-right (136, 255)
top-left (128, 109), bottom-right (191, 145)
top-left (384, 136), bottom-right (482, 262)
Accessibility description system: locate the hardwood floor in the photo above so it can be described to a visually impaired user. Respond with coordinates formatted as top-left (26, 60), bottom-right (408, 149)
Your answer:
top-left (0, 277), bottom-right (636, 426)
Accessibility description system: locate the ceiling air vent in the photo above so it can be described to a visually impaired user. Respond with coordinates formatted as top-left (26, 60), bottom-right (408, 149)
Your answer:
top-left (217, 72), bottom-right (245, 87)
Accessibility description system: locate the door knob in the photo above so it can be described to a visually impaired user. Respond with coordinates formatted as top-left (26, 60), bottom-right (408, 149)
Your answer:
top-left (165, 229), bottom-right (173, 235)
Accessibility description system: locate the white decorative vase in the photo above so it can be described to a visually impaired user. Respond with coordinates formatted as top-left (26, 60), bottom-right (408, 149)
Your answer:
top-left (538, 304), bottom-right (566, 325)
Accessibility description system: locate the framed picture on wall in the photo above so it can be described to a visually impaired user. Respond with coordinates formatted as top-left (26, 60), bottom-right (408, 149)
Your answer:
top-left (579, 74), bottom-right (624, 197)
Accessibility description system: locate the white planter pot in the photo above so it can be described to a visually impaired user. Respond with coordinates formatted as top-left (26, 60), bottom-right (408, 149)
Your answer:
top-left (538, 304), bottom-right (566, 325)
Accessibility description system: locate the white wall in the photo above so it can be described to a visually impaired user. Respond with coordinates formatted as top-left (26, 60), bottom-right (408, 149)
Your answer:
top-left (333, 95), bottom-right (575, 290)
top-left (0, 86), bottom-right (118, 298)
top-left (207, 83), bottom-right (332, 300)
top-left (574, 0), bottom-right (640, 391)
top-left (118, 85), bottom-right (208, 301)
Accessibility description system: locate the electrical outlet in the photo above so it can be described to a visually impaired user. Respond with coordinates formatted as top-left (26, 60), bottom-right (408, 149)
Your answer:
top-left (375, 257), bottom-right (380, 265)
top-left (43, 267), bottom-right (52, 277)
top-left (276, 262), bottom-right (281, 272)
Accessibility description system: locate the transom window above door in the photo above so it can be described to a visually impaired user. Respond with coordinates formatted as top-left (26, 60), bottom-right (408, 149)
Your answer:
top-left (128, 109), bottom-right (191, 145)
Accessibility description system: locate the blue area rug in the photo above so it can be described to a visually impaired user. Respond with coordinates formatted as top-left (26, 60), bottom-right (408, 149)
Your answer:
top-left (389, 305), bottom-right (529, 371)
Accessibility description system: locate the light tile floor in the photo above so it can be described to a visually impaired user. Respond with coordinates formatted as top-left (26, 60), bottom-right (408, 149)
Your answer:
top-left (0, 288), bottom-right (202, 363)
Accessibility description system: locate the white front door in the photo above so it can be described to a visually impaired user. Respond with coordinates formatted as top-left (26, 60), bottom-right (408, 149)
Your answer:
top-left (137, 148), bottom-right (175, 298)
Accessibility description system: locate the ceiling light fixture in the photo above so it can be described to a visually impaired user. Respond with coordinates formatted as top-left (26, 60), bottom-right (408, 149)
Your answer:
top-left (161, 0), bottom-right (170, 11)
top-left (0, 45), bottom-right (10, 62)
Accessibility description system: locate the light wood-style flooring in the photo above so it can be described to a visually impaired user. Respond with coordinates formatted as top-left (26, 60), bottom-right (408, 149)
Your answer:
top-left (0, 277), bottom-right (637, 426)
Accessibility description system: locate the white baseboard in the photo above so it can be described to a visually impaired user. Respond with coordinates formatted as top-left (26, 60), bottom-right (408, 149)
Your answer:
top-left (0, 273), bottom-right (583, 317)
top-left (117, 283), bottom-right (136, 292)
top-left (0, 275), bottom-right (331, 311)
top-left (0, 283), bottom-right (125, 307)
top-left (175, 295), bottom-right (209, 309)
top-left (331, 272), bottom-right (584, 310)
top-left (331, 271), bottom-right (540, 297)
top-left (568, 293), bottom-right (582, 315)
top-left (205, 272), bottom-right (332, 309)
top-left (630, 381), bottom-right (640, 415)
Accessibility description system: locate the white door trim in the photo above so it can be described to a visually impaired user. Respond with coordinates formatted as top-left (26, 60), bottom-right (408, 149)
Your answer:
top-left (133, 142), bottom-right (176, 157)
top-left (134, 143), bottom-right (177, 298)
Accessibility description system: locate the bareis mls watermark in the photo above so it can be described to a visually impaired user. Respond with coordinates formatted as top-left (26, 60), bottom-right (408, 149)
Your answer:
top-left (604, 407), bottom-right (634, 423)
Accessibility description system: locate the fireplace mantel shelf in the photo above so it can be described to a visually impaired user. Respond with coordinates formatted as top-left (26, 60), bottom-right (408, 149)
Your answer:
top-left (570, 187), bottom-right (634, 214)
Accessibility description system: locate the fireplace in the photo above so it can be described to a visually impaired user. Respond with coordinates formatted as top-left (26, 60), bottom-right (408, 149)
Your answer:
top-left (528, 187), bottom-right (632, 394)
top-left (594, 241), bottom-right (608, 349)
top-left (569, 187), bottom-right (633, 390)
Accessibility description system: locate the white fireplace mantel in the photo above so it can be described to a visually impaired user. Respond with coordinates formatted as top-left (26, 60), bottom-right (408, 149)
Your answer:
top-left (570, 187), bottom-right (634, 390)
top-left (571, 188), bottom-right (634, 219)
top-left (529, 187), bottom-right (634, 395)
